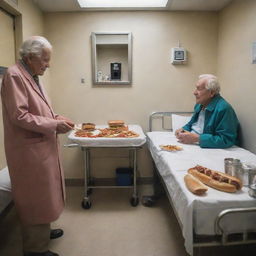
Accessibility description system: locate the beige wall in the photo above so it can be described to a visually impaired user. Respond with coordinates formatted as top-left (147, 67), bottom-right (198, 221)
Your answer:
top-left (18, 0), bottom-right (44, 38)
top-left (17, 0), bottom-right (51, 91)
top-left (3, 3), bottom-right (254, 179)
top-left (218, 0), bottom-right (256, 153)
top-left (0, 10), bottom-right (16, 169)
top-left (0, 0), bottom-right (46, 170)
top-left (44, 11), bottom-right (218, 178)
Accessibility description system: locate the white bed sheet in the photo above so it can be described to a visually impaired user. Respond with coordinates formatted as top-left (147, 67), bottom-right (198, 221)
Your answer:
top-left (68, 124), bottom-right (146, 147)
top-left (147, 131), bottom-right (256, 255)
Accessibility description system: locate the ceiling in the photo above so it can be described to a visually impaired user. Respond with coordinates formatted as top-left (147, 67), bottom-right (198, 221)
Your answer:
top-left (32, 0), bottom-right (234, 12)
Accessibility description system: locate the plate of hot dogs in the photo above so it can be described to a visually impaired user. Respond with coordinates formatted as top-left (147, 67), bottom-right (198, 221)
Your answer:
top-left (184, 165), bottom-right (242, 195)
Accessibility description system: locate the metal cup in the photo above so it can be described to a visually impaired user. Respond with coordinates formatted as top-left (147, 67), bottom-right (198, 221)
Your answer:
top-left (244, 164), bottom-right (256, 198)
top-left (224, 158), bottom-right (241, 176)
top-left (248, 184), bottom-right (256, 198)
top-left (240, 163), bottom-right (256, 187)
top-left (248, 165), bottom-right (256, 186)
top-left (224, 158), bottom-right (234, 175)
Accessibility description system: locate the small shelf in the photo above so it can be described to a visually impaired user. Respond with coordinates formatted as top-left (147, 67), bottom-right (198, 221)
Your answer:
top-left (95, 80), bottom-right (130, 85)
top-left (91, 32), bottom-right (132, 85)
top-left (96, 43), bottom-right (128, 46)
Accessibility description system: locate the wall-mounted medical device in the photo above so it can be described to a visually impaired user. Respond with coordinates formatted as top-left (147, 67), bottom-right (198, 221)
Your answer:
top-left (111, 62), bottom-right (121, 80)
top-left (171, 47), bottom-right (187, 65)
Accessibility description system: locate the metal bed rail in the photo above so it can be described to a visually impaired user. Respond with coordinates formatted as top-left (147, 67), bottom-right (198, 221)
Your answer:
top-left (214, 207), bottom-right (256, 245)
top-left (0, 201), bottom-right (13, 221)
top-left (149, 111), bottom-right (193, 132)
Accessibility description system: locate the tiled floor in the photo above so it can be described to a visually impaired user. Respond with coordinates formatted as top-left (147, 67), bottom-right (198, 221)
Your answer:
top-left (0, 186), bottom-right (255, 256)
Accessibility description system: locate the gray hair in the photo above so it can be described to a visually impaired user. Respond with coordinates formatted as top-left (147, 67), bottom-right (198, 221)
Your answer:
top-left (19, 36), bottom-right (52, 58)
top-left (199, 74), bottom-right (220, 94)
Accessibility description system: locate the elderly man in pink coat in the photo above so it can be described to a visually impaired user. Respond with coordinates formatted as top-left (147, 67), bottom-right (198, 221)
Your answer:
top-left (1, 36), bottom-right (74, 256)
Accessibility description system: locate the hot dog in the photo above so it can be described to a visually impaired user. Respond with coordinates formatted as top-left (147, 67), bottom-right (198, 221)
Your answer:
top-left (188, 165), bottom-right (242, 193)
top-left (184, 174), bottom-right (208, 195)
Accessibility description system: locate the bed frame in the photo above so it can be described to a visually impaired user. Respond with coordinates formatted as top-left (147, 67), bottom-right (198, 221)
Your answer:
top-left (0, 200), bottom-right (13, 220)
top-left (0, 167), bottom-right (12, 221)
top-left (144, 111), bottom-right (256, 254)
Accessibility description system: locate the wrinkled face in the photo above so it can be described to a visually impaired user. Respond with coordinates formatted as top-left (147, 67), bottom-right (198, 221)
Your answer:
top-left (193, 78), bottom-right (215, 106)
top-left (27, 47), bottom-right (51, 76)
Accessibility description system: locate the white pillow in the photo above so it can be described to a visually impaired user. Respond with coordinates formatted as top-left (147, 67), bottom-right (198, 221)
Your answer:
top-left (0, 167), bottom-right (11, 192)
top-left (172, 114), bottom-right (192, 132)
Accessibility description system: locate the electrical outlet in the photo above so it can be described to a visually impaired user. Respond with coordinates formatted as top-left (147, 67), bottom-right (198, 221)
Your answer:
top-left (252, 42), bottom-right (256, 64)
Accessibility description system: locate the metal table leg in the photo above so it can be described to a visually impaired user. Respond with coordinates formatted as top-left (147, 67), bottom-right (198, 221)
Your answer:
top-left (142, 161), bottom-right (164, 207)
top-left (80, 146), bottom-right (141, 208)
top-left (130, 148), bottom-right (139, 206)
top-left (81, 147), bottom-right (92, 209)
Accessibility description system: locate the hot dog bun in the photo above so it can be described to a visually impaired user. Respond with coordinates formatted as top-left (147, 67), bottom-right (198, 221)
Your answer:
top-left (188, 165), bottom-right (242, 193)
top-left (184, 174), bottom-right (208, 195)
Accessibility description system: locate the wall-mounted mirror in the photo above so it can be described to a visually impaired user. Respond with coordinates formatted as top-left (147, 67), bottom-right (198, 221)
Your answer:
top-left (91, 32), bottom-right (132, 85)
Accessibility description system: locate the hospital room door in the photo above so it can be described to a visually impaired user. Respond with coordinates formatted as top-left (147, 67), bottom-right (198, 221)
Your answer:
top-left (0, 8), bottom-right (16, 67)
top-left (0, 7), bottom-right (16, 169)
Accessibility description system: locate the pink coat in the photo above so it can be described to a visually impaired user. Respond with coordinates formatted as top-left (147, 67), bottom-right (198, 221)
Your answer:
top-left (1, 62), bottom-right (65, 225)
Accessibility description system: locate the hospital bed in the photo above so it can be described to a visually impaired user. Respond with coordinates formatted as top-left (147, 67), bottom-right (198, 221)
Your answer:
top-left (0, 167), bottom-right (12, 219)
top-left (146, 112), bottom-right (256, 255)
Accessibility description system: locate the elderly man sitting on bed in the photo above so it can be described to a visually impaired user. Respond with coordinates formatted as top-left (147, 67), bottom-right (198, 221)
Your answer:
top-left (175, 74), bottom-right (239, 148)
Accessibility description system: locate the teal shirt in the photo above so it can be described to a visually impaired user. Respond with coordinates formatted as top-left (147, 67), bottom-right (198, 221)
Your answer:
top-left (183, 94), bottom-right (239, 148)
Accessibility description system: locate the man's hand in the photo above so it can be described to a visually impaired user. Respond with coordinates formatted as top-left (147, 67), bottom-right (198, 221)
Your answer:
top-left (175, 128), bottom-right (185, 137)
top-left (176, 131), bottom-right (199, 144)
top-left (56, 120), bottom-right (74, 134)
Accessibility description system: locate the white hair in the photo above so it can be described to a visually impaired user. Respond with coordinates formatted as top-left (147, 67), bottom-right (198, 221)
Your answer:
top-left (199, 74), bottom-right (220, 94)
top-left (19, 36), bottom-right (52, 58)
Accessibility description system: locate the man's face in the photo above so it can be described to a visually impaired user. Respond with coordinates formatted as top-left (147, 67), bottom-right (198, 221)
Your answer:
top-left (193, 78), bottom-right (215, 106)
top-left (27, 48), bottom-right (51, 76)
